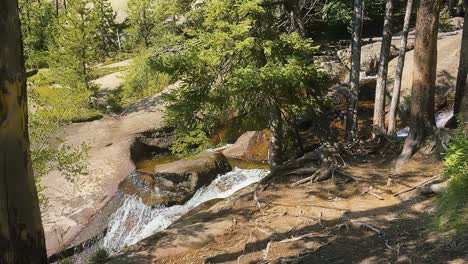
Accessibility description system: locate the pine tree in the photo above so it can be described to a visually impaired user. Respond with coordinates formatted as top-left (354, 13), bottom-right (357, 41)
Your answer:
top-left (399, 0), bottom-right (440, 163)
top-left (91, 0), bottom-right (118, 59)
top-left (153, 0), bottom-right (327, 169)
top-left (388, 0), bottom-right (413, 135)
top-left (19, 0), bottom-right (56, 68)
top-left (373, 0), bottom-right (394, 136)
top-left (126, 0), bottom-right (156, 48)
top-left (0, 0), bottom-right (47, 262)
top-left (51, 0), bottom-right (97, 91)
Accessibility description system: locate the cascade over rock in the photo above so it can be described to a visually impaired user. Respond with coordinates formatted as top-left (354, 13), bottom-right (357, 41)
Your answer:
top-left (119, 152), bottom-right (232, 207)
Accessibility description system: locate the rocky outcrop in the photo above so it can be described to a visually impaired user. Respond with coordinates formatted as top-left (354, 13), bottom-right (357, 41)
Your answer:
top-left (119, 153), bottom-right (232, 207)
top-left (387, 31), bottom-right (461, 114)
top-left (337, 39), bottom-right (415, 77)
top-left (222, 131), bottom-right (270, 162)
top-left (41, 90), bottom-right (167, 255)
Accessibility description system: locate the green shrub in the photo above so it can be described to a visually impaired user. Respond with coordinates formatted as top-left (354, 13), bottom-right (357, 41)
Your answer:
top-left (121, 49), bottom-right (170, 106)
top-left (170, 129), bottom-right (213, 157)
top-left (60, 258), bottom-right (75, 264)
top-left (89, 248), bottom-right (110, 264)
top-left (439, 8), bottom-right (455, 32)
top-left (435, 126), bottom-right (468, 237)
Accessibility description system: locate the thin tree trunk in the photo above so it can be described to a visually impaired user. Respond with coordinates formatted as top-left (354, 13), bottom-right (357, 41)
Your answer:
top-left (0, 0), bottom-right (47, 262)
top-left (399, 0), bottom-right (440, 162)
top-left (346, 0), bottom-right (364, 141)
top-left (268, 109), bottom-right (284, 169)
top-left (388, 0), bottom-right (414, 135)
top-left (452, 0), bottom-right (468, 128)
top-left (448, 0), bottom-right (456, 16)
top-left (373, 0), bottom-right (394, 135)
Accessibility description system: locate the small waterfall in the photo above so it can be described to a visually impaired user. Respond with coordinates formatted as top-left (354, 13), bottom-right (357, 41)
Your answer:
top-left (397, 110), bottom-right (454, 137)
top-left (101, 168), bottom-right (268, 252)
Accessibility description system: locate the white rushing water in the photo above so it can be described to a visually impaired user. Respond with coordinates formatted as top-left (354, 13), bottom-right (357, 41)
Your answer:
top-left (397, 110), bottom-right (454, 137)
top-left (101, 168), bottom-right (268, 252)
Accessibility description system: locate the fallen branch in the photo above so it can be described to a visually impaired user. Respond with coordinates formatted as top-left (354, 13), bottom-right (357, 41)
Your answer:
top-left (278, 233), bottom-right (331, 243)
top-left (393, 175), bottom-right (441, 197)
top-left (362, 188), bottom-right (384, 200)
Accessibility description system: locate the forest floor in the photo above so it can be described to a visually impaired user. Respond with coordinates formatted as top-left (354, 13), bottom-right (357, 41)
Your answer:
top-left (109, 153), bottom-right (467, 264)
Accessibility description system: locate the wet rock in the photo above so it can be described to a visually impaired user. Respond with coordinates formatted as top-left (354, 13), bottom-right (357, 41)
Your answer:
top-left (119, 153), bottom-right (232, 207)
top-left (223, 131), bottom-right (270, 162)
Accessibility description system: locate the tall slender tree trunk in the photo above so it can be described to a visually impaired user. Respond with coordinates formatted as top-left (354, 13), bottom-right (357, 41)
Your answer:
top-left (452, 0), bottom-right (468, 128)
top-left (0, 0), bottom-right (47, 262)
top-left (388, 0), bottom-right (414, 135)
top-left (448, 0), bottom-right (456, 16)
top-left (346, 0), bottom-right (364, 141)
top-left (373, 0), bottom-right (394, 136)
top-left (399, 0), bottom-right (440, 162)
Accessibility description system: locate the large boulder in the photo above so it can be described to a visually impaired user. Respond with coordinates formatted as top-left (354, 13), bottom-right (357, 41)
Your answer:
top-left (337, 39), bottom-right (415, 76)
top-left (387, 32), bottom-right (461, 112)
top-left (222, 131), bottom-right (270, 162)
top-left (119, 152), bottom-right (232, 206)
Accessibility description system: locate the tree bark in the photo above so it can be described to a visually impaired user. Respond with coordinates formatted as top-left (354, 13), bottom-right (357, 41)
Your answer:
top-left (373, 0), bottom-right (394, 135)
top-left (388, 0), bottom-right (414, 135)
top-left (399, 0), bottom-right (440, 161)
top-left (268, 109), bottom-right (284, 169)
top-left (452, 0), bottom-right (468, 129)
top-left (0, 0), bottom-right (47, 263)
top-left (346, 0), bottom-right (364, 141)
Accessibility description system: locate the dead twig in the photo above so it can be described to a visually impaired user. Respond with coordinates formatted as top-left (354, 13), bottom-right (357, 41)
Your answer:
top-left (393, 175), bottom-right (440, 197)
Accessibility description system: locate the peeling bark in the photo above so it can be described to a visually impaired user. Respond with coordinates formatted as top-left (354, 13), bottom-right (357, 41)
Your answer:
top-left (0, 0), bottom-right (47, 262)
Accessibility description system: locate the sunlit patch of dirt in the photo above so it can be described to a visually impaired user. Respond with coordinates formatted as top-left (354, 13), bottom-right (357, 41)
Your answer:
top-left (111, 154), bottom-right (467, 263)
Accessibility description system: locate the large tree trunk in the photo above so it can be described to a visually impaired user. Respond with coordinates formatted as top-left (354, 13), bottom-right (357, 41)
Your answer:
top-left (399, 0), bottom-right (440, 161)
top-left (388, 0), bottom-right (414, 135)
top-left (452, 0), bottom-right (468, 129)
top-left (373, 0), bottom-right (394, 136)
top-left (0, 0), bottom-right (47, 263)
top-left (346, 0), bottom-right (364, 141)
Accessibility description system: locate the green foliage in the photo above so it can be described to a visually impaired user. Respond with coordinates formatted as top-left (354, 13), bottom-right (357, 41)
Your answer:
top-left (121, 50), bottom-right (171, 105)
top-left (435, 126), bottom-right (468, 237)
top-left (170, 129), bottom-right (213, 157)
top-left (321, 0), bottom-right (353, 29)
top-left (125, 0), bottom-right (190, 48)
top-left (19, 0), bottom-right (56, 68)
top-left (28, 72), bottom-right (92, 207)
top-left (152, 0), bottom-right (327, 150)
top-left (439, 7), bottom-right (455, 32)
top-left (60, 258), bottom-right (75, 264)
top-left (88, 248), bottom-right (110, 264)
top-left (49, 0), bottom-right (97, 91)
top-left (91, 0), bottom-right (120, 59)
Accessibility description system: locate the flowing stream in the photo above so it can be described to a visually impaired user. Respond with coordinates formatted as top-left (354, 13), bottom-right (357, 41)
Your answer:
top-left (101, 167), bottom-right (268, 252)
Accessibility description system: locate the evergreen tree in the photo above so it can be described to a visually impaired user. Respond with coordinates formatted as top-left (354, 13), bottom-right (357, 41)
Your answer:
top-left (152, 0), bottom-right (327, 168)
top-left (19, 0), bottom-right (56, 68)
top-left (91, 0), bottom-right (118, 59)
top-left (0, 0), bottom-right (47, 261)
top-left (51, 0), bottom-right (97, 91)
top-left (126, 0), bottom-right (156, 48)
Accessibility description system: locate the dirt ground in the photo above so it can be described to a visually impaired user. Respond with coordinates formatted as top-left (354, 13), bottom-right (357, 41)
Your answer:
top-left (108, 151), bottom-right (467, 264)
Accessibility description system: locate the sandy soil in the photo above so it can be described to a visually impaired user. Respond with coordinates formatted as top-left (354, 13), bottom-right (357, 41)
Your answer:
top-left (108, 153), bottom-right (467, 264)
